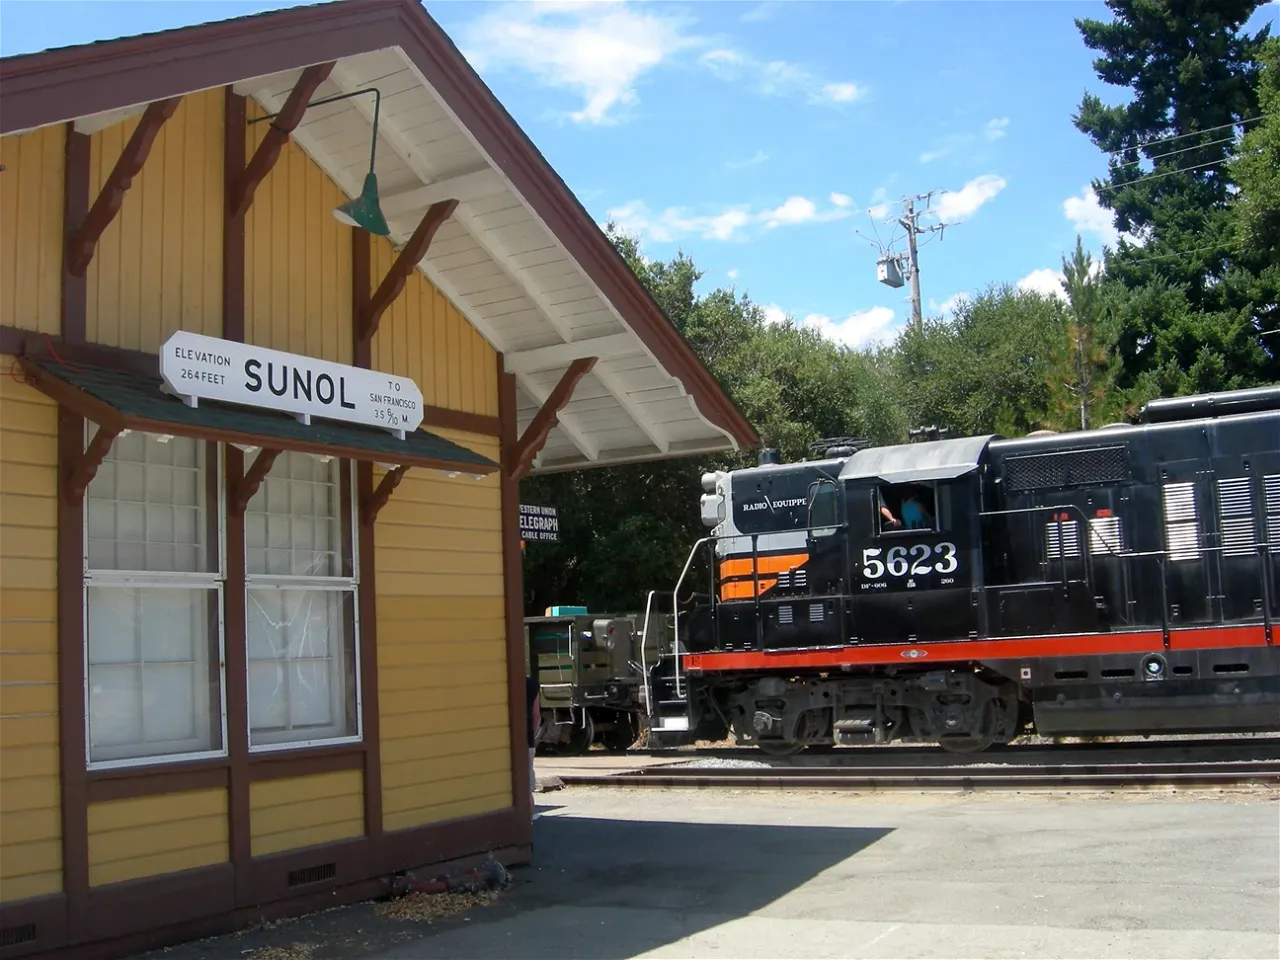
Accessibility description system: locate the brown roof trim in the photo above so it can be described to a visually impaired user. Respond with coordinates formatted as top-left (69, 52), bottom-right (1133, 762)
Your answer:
top-left (0, 0), bottom-right (759, 453)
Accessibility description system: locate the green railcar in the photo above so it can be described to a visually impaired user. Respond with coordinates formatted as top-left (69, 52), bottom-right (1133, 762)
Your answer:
top-left (524, 607), bottom-right (665, 755)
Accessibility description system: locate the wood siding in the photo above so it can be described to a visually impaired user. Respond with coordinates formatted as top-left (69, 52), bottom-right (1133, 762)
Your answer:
top-left (0, 364), bottom-right (62, 902)
top-left (0, 126), bottom-right (64, 337)
top-left (369, 237), bottom-right (498, 417)
top-left (86, 789), bottom-right (228, 887)
top-left (248, 770), bottom-right (364, 857)
top-left (243, 99), bottom-right (352, 364)
top-left (85, 90), bottom-right (224, 352)
top-left (375, 430), bottom-right (510, 833)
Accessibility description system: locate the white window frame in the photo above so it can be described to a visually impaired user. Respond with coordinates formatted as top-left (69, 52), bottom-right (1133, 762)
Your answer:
top-left (82, 429), bottom-right (229, 771)
top-left (243, 453), bottom-right (362, 754)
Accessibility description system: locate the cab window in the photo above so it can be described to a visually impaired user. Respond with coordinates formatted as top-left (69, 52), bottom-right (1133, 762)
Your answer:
top-left (807, 479), bottom-right (838, 536)
top-left (877, 482), bottom-right (938, 534)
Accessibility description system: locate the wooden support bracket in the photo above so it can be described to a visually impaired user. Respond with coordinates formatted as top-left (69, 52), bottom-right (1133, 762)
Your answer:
top-left (361, 466), bottom-right (408, 526)
top-left (358, 199), bottom-right (459, 344)
top-left (509, 357), bottom-right (597, 481)
top-left (229, 62), bottom-right (336, 218)
top-left (66, 97), bottom-right (182, 276)
top-left (232, 447), bottom-right (281, 514)
top-left (65, 422), bottom-right (122, 506)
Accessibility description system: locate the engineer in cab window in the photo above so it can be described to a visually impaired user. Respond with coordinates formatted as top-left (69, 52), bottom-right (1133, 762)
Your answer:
top-left (901, 489), bottom-right (934, 530)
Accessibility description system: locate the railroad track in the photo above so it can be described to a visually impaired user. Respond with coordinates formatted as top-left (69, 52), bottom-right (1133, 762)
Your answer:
top-left (554, 759), bottom-right (1280, 791)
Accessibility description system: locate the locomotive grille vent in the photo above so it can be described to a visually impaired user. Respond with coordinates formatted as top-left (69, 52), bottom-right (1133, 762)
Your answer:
top-left (809, 603), bottom-right (825, 622)
top-left (778, 605), bottom-right (794, 625)
top-left (1266, 475), bottom-right (1280, 554)
top-left (793, 569), bottom-right (807, 588)
top-left (1003, 445), bottom-right (1129, 492)
top-left (1045, 520), bottom-right (1081, 559)
top-left (1088, 516), bottom-right (1124, 556)
top-left (1217, 477), bottom-right (1257, 557)
top-left (1162, 482), bottom-right (1201, 562)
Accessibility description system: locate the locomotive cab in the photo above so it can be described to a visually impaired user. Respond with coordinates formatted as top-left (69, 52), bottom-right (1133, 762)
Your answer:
top-left (838, 436), bottom-right (992, 646)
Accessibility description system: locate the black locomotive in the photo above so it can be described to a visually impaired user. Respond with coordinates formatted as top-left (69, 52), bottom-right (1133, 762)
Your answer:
top-left (642, 385), bottom-right (1280, 754)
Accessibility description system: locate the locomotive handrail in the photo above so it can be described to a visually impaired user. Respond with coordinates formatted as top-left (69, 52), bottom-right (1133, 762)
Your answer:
top-left (978, 503), bottom-right (1098, 590)
top-left (640, 589), bottom-right (657, 718)
top-left (672, 536), bottom-right (714, 701)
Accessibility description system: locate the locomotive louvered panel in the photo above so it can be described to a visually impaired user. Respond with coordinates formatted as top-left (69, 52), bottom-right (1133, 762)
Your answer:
top-left (1266, 475), bottom-right (1280, 554)
top-left (1045, 520), bottom-right (1082, 559)
top-left (1162, 482), bottom-right (1201, 561)
top-left (1003, 445), bottom-right (1130, 492)
top-left (793, 569), bottom-right (808, 589)
top-left (778, 605), bottom-right (793, 625)
top-left (1088, 516), bottom-right (1124, 556)
top-left (809, 603), bottom-right (825, 623)
top-left (1217, 477), bottom-right (1257, 557)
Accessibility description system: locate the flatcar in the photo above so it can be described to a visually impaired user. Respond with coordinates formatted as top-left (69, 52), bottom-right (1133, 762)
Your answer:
top-left (640, 385), bottom-right (1280, 754)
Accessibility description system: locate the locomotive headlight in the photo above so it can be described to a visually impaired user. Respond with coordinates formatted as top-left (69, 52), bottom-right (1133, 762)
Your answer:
top-left (701, 472), bottom-right (719, 493)
top-left (1141, 654), bottom-right (1166, 681)
top-left (700, 493), bottom-right (725, 528)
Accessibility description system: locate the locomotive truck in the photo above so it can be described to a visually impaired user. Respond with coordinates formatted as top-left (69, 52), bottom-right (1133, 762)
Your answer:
top-left (637, 385), bottom-right (1280, 755)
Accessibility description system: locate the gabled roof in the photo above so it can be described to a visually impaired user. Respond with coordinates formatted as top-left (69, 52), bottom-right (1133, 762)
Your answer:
top-left (0, 0), bottom-right (759, 474)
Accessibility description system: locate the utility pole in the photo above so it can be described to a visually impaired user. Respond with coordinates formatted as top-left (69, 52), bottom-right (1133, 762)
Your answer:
top-left (872, 192), bottom-right (951, 334)
top-left (901, 197), bottom-right (924, 331)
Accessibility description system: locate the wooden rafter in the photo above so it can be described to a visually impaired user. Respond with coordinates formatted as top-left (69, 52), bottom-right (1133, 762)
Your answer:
top-left (229, 61), bottom-right (335, 218)
top-left (65, 97), bottom-right (182, 276)
top-left (509, 357), bottom-right (597, 481)
top-left (231, 447), bottom-right (281, 513)
top-left (65, 422), bottom-right (122, 505)
top-left (358, 199), bottom-right (458, 343)
top-left (361, 466), bottom-right (407, 525)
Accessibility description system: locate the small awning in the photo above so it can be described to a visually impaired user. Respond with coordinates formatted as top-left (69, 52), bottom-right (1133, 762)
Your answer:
top-left (19, 354), bottom-right (498, 475)
top-left (837, 435), bottom-right (995, 485)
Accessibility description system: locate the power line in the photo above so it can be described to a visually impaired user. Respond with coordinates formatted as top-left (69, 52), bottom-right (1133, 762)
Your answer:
top-left (1114, 134), bottom-right (1238, 169)
top-left (1096, 155), bottom-right (1249, 193)
top-left (1101, 116), bottom-right (1263, 159)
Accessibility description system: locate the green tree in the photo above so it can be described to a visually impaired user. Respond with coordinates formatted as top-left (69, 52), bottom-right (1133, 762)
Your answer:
top-left (894, 284), bottom-right (1068, 437)
top-left (1073, 0), bottom-right (1277, 386)
top-left (1229, 35), bottom-right (1280, 262)
top-left (1043, 237), bottom-right (1126, 430)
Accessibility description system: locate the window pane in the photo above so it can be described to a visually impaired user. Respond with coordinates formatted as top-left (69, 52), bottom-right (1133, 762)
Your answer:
top-left (246, 587), bottom-right (356, 746)
top-left (87, 433), bottom-right (211, 573)
top-left (246, 452), bottom-right (343, 578)
top-left (86, 586), bottom-right (222, 764)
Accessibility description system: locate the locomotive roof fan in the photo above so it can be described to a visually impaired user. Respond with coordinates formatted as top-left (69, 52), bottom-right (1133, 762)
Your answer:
top-left (810, 436), bottom-right (871, 459)
top-left (758, 447), bottom-right (781, 465)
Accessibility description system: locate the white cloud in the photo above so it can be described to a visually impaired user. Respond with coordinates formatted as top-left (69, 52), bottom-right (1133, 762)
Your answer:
top-left (762, 303), bottom-right (788, 326)
top-left (821, 82), bottom-right (863, 103)
top-left (727, 268), bottom-right (740, 280)
top-left (606, 192), bottom-right (852, 244)
top-left (985, 117), bottom-right (1010, 141)
top-left (936, 292), bottom-right (970, 316)
top-left (801, 307), bottom-right (900, 349)
top-left (698, 48), bottom-right (864, 106)
top-left (919, 147), bottom-right (953, 164)
top-left (829, 191), bottom-right (853, 208)
top-left (727, 149), bottom-right (769, 170)
top-left (1016, 268), bottom-right (1068, 300)
top-left (458, 1), bottom-right (698, 124)
top-left (933, 174), bottom-right (1008, 222)
top-left (740, 1), bottom-right (781, 22)
top-left (1063, 186), bottom-right (1121, 247)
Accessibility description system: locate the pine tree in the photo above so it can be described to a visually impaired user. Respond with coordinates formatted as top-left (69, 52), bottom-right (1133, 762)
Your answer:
top-left (1073, 0), bottom-right (1277, 389)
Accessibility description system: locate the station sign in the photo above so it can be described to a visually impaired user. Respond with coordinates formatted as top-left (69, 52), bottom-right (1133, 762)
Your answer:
top-left (519, 504), bottom-right (559, 542)
top-left (160, 331), bottom-right (424, 438)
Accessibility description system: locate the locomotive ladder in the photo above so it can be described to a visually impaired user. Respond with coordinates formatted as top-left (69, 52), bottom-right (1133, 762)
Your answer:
top-left (640, 536), bottom-right (713, 734)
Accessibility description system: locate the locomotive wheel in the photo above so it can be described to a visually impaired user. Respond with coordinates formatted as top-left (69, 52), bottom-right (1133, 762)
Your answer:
top-left (561, 712), bottom-right (595, 756)
top-left (599, 713), bottom-right (640, 753)
top-left (935, 734), bottom-right (994, 754)
top-left (756, 739), bottom-right (807, 757)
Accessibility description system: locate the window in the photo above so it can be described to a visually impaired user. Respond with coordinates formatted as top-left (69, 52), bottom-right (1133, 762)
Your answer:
top-left (807, 479), bottom-right (838, 536)
top-left (84, 430), bottom-right (225, 767)
top-left (244, 451), bottom-right (359, 749)
top-left (877, 482), bottom-right (938, 534)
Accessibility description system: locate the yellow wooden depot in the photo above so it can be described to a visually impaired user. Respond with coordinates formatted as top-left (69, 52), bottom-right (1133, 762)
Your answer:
top-left (0, 3), bottom-right (757, 957)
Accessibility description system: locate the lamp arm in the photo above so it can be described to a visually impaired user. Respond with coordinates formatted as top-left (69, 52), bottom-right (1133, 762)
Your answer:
top-left (249, 86), bottom-right (382, 174)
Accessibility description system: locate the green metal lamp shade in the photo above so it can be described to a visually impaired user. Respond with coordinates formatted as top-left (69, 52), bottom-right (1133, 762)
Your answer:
top-left (333, 172), bottom-right (390, 236)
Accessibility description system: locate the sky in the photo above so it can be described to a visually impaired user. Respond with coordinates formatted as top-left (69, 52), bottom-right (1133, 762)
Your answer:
top-left (3, 0), bottom-right (1277, 351)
